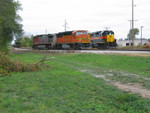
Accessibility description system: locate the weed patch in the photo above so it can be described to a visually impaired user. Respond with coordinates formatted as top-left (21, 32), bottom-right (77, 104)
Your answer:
top-left (0, 52), bottom-right (52, 76)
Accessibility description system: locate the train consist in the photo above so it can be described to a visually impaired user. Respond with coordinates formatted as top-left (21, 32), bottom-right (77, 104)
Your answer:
top-left (32, 30), bottom-right (117, 49)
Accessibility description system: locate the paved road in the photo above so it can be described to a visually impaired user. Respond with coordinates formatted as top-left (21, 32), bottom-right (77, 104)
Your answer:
top-left (15, 48), bottom-right (150, 54)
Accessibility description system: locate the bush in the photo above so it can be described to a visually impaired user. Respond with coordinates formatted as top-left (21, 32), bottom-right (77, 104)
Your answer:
top-left (0, 52), bottom-right (41, 76)
top-left (0, 43), bottom-right (9, 54)
top-left (142, 43), bottom-right (150, 48)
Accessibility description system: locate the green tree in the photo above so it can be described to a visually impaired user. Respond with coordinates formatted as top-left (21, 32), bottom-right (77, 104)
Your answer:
top-left (15, 36), bottom-right (33, 47)
top-left (127, 28), bottom-right (139, 40)
top-left (0, 0), bottom-right (23, 53)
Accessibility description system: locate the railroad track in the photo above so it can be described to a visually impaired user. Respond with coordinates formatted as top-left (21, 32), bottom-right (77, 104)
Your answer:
top-left (14, 48), bottom-right (150, 54)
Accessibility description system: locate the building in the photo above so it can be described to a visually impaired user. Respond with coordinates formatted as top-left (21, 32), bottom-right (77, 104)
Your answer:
top-left (117, 39), bottom-right (150, 47)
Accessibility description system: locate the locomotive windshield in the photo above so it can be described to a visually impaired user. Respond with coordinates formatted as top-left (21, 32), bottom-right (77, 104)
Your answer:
top-left (76, 32), bottom-right (87, 36)
top-left (101, 30), bottom-right (114, 36)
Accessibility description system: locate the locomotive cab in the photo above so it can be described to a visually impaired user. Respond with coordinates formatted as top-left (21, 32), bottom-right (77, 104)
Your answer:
top-left (73, 31), bottom-right (91, 49)
top-left (106, 31), bottom-right (117, 47)
top-left (106, 31), bottom-right (115, 43)
top-left (74, 31), bottom-right (90, 43)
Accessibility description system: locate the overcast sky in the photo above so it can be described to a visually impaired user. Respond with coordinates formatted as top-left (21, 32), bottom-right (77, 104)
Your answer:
top-left (19, 0), bottom-right (150, 39)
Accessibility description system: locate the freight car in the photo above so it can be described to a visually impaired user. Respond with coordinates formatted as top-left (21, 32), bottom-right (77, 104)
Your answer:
top-left (32, 30), bottom-right (91, 49)
top-left (91, 30), bottom-right (117, 48)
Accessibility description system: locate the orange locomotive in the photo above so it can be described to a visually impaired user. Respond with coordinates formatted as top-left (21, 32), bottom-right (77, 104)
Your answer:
top-left (56, 30), bottom-right (91, 49)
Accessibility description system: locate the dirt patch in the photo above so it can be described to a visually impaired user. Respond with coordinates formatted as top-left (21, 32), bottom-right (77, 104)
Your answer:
top-left (80, 69), bottom-right (150, 99)
top-left (118, 53), bottom-right (150, 57)
top-left (115, 71), bottom-right (150, 81)
top-left (109, 82), bottom-right (150, 99)
top-left (80, 70), bottom-right (89, 73)
top-left (101, 53), bottom-right (150, 57)
top-left (145, 69), bottom-right (150, 71)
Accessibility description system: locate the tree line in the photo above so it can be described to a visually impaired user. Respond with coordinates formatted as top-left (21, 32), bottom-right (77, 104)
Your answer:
top-left (0, 0), bottom-right (22, 53)
top-left (14, 36), bottom-right (33, 48)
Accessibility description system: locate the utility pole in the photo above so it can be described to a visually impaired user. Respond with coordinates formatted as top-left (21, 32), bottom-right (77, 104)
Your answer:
top-left (63, 19), bottom-right (68, 32)
top-left (128, 20), bottom-right (132, 46)
top-left (131, 0), bottom-right (135, 46)
top-left (141, 26), bottom-right (144, 45)
top-left (45, 28), bottom-right (47, 34)
top-left (104, 27), bottom-right (110, 30)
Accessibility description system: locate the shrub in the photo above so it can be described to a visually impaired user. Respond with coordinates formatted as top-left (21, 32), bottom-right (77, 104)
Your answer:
top-left (0, 43), bottom-right (9, 54)
top-left (0, 52), bottom-right (42, 76)
top-left (142, 43), bottom-right (150, 48)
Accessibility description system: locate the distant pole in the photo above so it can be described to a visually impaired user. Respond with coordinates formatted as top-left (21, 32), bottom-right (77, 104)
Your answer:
top-left (63, 19), bottom-right (68, 32)
top-left (131, 0), bottom-right (134, 46)
top-left (128, 20), bottom-right (132, 46)
top-left (64, 20), bottom-right (67, 31)
top-left (104, 27), bottom-right (110, 30)
top-left (141, 26), bottom-right (144, 45)
top-left (45, 29), bottom-right (47, 34)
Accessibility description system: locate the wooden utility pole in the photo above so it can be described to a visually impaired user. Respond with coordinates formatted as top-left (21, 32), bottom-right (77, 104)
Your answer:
top-left (128, 20), bottom-right (132, 46)
top-left (132, 0), bottom-right (134, 46)
top-left (141, 26), bottom-right (144, 45)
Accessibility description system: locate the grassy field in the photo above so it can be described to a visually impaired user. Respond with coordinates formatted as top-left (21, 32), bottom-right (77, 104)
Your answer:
top-left (0, 52), bottom-right (150, 112)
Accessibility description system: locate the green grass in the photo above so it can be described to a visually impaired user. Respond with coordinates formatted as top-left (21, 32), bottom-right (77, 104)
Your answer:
top-left (0, 53), bottom-right (150, 112)
top-left (54, 53), bottom-right (150, 78)
top-left (10, 53), bottom-right (150, 78)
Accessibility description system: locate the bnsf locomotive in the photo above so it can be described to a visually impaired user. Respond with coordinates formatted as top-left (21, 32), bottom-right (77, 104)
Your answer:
top-left (32, 30), bottom-right (117, 49)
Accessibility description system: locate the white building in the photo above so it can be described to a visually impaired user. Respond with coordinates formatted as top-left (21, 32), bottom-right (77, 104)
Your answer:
top-left (117, 39), bottom-right (150, 47)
